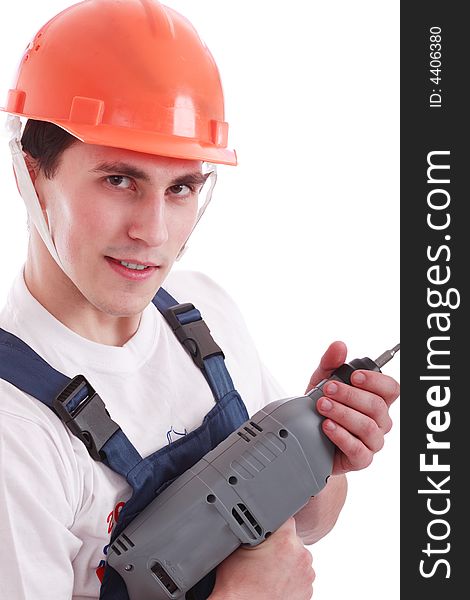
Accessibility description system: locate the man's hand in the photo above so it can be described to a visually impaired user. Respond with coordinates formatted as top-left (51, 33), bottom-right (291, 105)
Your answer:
top-left (306, 341), bottom-right (400, 475)
top-left (209, 517), bottom-right (315, 600)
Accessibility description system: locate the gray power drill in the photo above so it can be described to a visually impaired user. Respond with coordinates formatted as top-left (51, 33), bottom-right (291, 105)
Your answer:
top-left (107, 344), bottom-right (400, 599)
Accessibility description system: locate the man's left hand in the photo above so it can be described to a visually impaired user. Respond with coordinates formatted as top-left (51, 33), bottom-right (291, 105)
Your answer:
top-left (306, 340), bottom-right (400, 476)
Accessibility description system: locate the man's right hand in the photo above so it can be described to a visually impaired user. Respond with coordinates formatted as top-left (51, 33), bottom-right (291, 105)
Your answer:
top-left (209, 517), bottom-right (315, 600)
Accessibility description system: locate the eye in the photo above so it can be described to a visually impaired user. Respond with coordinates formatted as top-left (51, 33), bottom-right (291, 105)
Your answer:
top-left (106, 175), bottom-right (134, 189)
top-left (167, 184), bottom-right (194, 197)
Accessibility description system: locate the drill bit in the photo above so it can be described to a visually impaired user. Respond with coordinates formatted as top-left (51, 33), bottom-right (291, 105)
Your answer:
top-left (374, 343), bottom-right (400, 368)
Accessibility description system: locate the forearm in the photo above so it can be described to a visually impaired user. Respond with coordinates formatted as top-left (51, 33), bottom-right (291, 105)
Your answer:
top-left (293, 474), bottom-right (348, 545)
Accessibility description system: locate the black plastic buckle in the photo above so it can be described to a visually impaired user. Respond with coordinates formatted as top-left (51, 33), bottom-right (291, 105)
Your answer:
top-left (53, 375), bottom-right (120, 461)
top-left (164, 303), bottom-right (224, 369)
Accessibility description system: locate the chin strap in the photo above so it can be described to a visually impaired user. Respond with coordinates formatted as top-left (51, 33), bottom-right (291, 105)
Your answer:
top-left (176, 163), bottom-right (217, 262)
top-left (6, 115), bottom-right (64, 270)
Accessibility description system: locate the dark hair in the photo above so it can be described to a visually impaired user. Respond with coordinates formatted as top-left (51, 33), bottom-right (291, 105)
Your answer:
top-left (20, 119), bottom-right (78, 179)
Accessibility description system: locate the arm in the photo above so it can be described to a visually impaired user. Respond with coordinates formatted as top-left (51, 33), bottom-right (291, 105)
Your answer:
top-left (294, 474), bottom-right (347, 545)
top-left (0, 408), bottom-right (80, 600)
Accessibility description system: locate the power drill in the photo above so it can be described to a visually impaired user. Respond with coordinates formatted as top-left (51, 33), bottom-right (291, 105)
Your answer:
top-left (107, 344), bottom-right (400, 599)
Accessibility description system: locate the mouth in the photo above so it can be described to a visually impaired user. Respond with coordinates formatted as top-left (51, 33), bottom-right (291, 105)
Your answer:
top-left (105, 256), bottom-right (160, 280)
top-left (107, 257), bottom-right (158, 270)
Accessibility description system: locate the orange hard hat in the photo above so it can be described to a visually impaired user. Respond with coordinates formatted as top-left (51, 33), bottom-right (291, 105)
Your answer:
top-left (1, 0), bottom-right (236, 165)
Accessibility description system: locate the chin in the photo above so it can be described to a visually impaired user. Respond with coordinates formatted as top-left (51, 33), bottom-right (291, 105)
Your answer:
top-left (92, 293), bottom-right (152, 318)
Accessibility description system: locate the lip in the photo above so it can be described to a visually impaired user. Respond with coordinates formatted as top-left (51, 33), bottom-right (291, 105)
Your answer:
top-left (105, 256), bottom-right (159, 281)
top-left (108, 257), bottom-right (159, 267)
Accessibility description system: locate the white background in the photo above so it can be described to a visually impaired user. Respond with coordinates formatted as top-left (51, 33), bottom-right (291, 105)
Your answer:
top-left (0, 1), bottom-right (400, 598)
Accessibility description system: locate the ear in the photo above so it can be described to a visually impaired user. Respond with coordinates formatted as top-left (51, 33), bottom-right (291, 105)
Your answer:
top-left (23, 151), bottom-right (40, 183)
top-left (15, 151), bottom-right (49, 211)
top-left (11, 151), bottom-right (40, 195)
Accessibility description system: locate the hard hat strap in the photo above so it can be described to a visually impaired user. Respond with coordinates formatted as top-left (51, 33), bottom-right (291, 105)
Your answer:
top-left (176, 162), bottom-right (217, 261)
top-left (6, 115), bottom-right (64, 270)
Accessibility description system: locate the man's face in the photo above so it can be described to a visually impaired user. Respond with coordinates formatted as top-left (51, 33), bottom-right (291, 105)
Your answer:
top-left (34, 142), bottom-right (204, 317)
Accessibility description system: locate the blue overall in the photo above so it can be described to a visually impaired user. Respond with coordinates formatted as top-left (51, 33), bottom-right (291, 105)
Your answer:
top-left (0, 287), bottom-right (250, 600)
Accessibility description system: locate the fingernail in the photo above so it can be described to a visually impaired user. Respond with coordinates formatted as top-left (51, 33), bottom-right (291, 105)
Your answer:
top-left (325, 382), bottom-right (338, 395)
top-left (353, 372), bottom-right (366, 384)
top-left (324, 420), bottom-right (336, 431)
top-left (319, 398), bottom-right (333, 411)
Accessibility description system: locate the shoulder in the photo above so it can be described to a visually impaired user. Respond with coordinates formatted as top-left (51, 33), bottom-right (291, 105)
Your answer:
top-left (163, 269), bottom-right (243, 315)
top-left (162, 269), bottom-right (250, 337)
top-left (0, 377), bottom-right (81, 463)
top-left (161, 269), bottom-right (286, 411)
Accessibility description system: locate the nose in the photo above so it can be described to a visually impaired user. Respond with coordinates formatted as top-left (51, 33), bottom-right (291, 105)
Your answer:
top-left (127, 193), bottom-right (169, 247)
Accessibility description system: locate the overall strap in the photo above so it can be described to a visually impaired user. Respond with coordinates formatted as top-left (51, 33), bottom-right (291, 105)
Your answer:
top-left (0, 287), bottom-right (237, 468)
top-left (0, 327), bottom-right (141, 476)
top-left (153, 287), bottom-right (235, 400)
top-left (0, 328), bottom-right (70, 404)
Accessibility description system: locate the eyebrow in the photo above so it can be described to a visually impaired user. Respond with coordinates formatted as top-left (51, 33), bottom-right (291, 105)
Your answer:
top-left (90, 161), bottom-right (209, 186)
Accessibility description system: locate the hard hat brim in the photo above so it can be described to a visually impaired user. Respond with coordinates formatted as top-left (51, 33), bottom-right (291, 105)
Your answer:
top-left (50, 119), bottom-right (238, 166)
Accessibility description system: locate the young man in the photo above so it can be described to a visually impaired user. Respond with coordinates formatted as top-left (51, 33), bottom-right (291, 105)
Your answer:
top-left (0, 1), bottom-right (400, 599)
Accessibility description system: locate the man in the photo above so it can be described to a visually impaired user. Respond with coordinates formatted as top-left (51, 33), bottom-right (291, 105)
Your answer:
top-left (0, 1), bottom-right (400, 599)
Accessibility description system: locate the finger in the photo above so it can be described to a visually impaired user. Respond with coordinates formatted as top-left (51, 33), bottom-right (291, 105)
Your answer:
top-left (277, 516), bottom-right (297, 534)
top-left (261, 517), bottom-right (302, 550)
top-left (317, 396), bottom-right (385, 453)
top-left (305, 341), bottom-right (347, 392)
top-left (320, 380), bottom-right (392, 432)
top-left (350, 370), bottom-right (401, 407)
top-left (321, 420), bottom-right (374, 473)
top-left (243, 521), bottom-right (295, 551)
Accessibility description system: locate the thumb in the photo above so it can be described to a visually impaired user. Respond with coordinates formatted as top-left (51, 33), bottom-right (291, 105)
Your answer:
top-left (246, 517), bottom-right (297, 552)
top-left (305, 341), bottom-right (347, 393)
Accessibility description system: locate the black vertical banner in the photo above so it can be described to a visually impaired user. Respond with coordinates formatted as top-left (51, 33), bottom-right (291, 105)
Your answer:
top-left (401, 2), bottom-right (467, 597)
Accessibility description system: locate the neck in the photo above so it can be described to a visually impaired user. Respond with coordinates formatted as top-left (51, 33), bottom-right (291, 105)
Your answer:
top-left (24, 233), bottom-right (141, 347)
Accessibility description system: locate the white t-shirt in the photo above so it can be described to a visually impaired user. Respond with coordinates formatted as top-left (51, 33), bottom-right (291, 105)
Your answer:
top-left (0, 268), bottom-right (285, 600)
